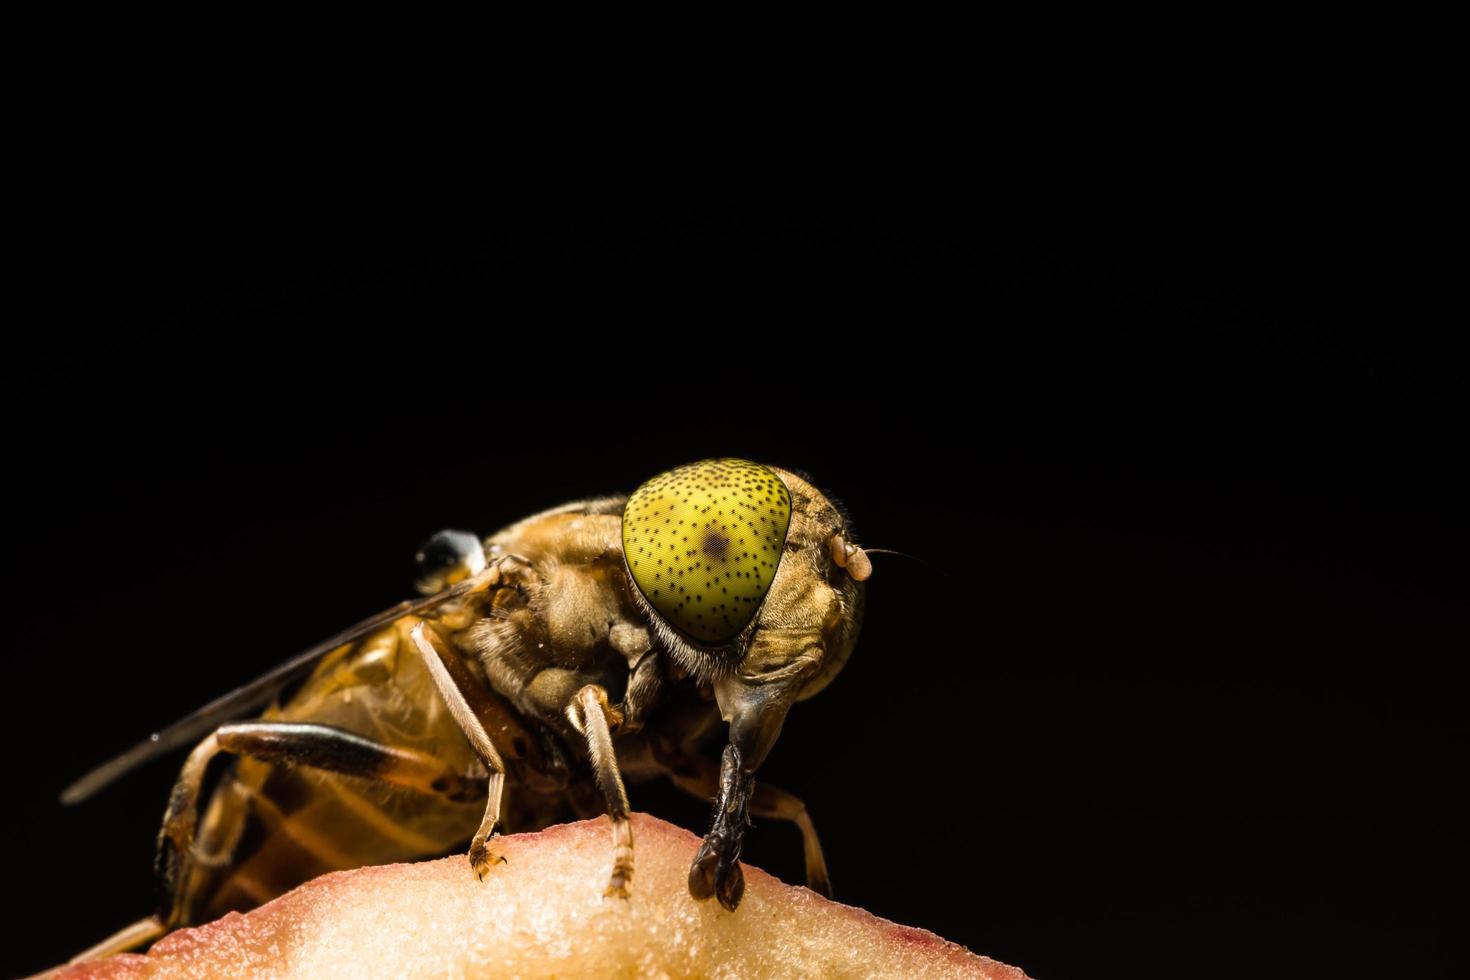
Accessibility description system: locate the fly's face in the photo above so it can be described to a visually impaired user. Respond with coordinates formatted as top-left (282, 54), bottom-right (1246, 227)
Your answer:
top-left (621, 458), bottom-right (872, 908)
top-left (757, 464), bottom-right (868, 700)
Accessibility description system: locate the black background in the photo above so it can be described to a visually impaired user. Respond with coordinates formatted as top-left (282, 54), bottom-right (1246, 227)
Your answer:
top-left (5, 167), bottom-right (1464, 978)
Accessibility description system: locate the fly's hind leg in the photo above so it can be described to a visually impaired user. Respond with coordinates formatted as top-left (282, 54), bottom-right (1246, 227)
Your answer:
top-left (64, 915), bottom-right (170, 966)
top-left (567, 684), bottom-right (635, 899)
top-left (747, 784), bottom-right (831, 898)
top-left (154, 721), bottom-right (486, 930)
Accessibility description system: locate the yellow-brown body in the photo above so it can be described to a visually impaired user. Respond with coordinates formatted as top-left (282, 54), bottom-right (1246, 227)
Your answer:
top-left (67, 461), bottom-right (869, 960)
top-left (185, 619), bottom-right (545, 922)
top-left (184, 498), bottom-right (645, 923)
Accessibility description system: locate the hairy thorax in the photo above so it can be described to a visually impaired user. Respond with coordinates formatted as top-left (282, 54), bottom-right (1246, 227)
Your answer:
top-left (464, 506), bottom-right (650, 732)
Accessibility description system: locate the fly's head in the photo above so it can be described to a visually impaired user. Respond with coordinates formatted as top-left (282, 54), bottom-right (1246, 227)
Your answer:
top-left (620, 458), bottom-right (867, 698)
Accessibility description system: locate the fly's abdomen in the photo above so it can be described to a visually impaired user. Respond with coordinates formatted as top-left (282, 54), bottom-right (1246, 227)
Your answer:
top-left (186, 618), bottom-right (485, 921)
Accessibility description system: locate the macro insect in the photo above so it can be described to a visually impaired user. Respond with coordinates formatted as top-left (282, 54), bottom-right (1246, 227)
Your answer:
top-left (63, 458), bottom-right (871, 960)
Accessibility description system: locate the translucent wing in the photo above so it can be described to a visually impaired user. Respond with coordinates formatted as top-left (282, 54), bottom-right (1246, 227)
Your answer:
top-left (61, 577), bottom-right (490, 804)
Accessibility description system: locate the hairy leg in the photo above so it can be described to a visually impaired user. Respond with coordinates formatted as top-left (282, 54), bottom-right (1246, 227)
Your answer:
top-left (567, 685), bottom-right (635, 899)
top-left (155, 721), bottom-right (486, 928)
top-left (661, 750), bottom-right (831, 897)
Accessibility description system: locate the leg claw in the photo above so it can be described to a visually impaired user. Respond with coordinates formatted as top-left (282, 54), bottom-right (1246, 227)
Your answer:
top-left (688, 833), bottom-right (745, 910)
top-left (468, 835), bottom-right (507, 881)
top-left (604, 871), bottom-right (632, 900)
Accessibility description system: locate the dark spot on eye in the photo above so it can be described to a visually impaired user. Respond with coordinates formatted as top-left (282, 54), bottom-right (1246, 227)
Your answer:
top-left (701, 530), bottom-right (729, 562)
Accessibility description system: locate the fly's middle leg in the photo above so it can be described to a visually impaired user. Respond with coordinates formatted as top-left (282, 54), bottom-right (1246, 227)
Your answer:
top-left (411, 621), bottom-right (523, 879)
top-left (567, 684), bottom-right (635, 899)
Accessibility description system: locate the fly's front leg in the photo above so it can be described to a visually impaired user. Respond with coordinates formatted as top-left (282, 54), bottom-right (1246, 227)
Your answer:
top-left (688, 674), bottom-right (801, 911)
top-left (688, 743), bottom-right (755, 910)
top-left (566, 684), bottom-right (635, 899)
top-left (659, 747), bottom-right (832, 897)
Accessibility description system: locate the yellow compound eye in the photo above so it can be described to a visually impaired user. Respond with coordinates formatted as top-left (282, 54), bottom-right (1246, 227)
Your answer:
top-left (622, 458), bottom-right (792, 645)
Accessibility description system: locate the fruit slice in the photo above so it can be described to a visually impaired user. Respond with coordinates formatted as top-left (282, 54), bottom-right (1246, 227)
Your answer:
top-left (53, 814), bottom-right (1029, 979)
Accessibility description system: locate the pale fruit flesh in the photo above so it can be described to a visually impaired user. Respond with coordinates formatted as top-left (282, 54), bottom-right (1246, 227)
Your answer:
top-left (52, 814), bottom-right (1029, 979)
